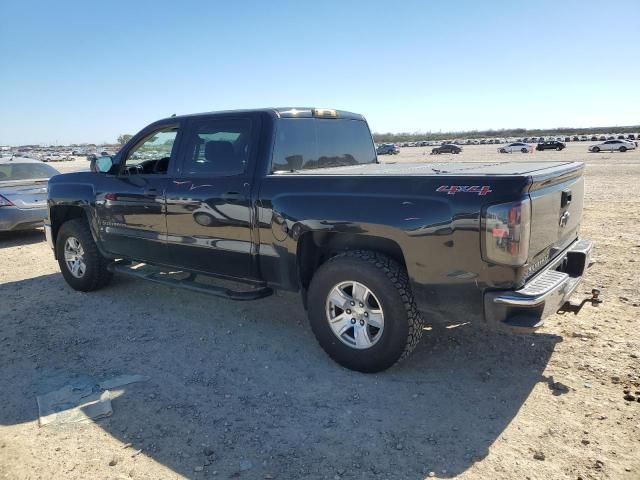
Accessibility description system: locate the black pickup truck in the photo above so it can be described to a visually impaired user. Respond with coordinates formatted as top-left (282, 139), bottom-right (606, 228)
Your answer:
top-left (45, 108), bottom-right (593, 372)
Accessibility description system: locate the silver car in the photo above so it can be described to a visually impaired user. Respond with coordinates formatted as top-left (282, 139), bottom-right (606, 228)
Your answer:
top-left (0, 158), bottom-right (60, 231)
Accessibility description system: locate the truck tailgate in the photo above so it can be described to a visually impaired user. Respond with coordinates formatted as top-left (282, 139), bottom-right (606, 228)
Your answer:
top-left (526, 163), bottom-right (584, 277)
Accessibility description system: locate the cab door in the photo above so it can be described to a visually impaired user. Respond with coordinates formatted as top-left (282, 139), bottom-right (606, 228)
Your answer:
top-left (95, 124), bottom-right (181, 263)
top-left (164, 114), bottom-right (259, 280)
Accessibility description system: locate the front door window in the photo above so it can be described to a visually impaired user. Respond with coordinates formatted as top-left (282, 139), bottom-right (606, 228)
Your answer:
top-left (123, 128), bottom-right (178, 175)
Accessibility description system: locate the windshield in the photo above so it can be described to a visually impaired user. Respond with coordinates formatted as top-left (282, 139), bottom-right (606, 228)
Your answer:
top-left (0, 162), bottom-right (60, 182)
top-left (272, 118), bottom-right (377, 172)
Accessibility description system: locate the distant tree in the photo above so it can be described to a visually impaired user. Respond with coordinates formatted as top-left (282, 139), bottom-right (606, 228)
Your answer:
top-left (117, 134), bottom-right (133, 145)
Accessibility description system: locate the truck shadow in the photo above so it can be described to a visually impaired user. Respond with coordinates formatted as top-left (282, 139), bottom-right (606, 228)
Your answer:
top-left (0, 273), bottom-right (561, 479)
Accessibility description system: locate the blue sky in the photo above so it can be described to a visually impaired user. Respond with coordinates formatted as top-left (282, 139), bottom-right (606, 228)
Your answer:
top-left (1, 0), bottom-right (638, 145)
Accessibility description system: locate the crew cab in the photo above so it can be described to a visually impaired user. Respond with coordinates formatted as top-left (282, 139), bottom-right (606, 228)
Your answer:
top-left (45, 108), bottom-right (593, 372)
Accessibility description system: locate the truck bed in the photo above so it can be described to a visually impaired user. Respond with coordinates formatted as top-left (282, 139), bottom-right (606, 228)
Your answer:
top-left (279, 161), bottom-right (580, 176)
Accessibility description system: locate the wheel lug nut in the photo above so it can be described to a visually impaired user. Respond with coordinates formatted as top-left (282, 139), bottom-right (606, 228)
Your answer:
top-left (364, 312), bottom-right (368, 317)
top-left (359, 319), bottom-right (365, 326)
top-left (350, 318), bottom-right (356, 324)
top-left (359, 303), bottom-right (364, 307)
top-left (346, 309), bottom-right (351, 314)
top-left (350, 301), bottom-right (355, 306)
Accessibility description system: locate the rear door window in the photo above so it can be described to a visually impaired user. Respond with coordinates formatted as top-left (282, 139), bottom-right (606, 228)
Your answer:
top-left (181, 118), bottom-right (253, 176)
top-left (272, 118), bottom-right (376, 172)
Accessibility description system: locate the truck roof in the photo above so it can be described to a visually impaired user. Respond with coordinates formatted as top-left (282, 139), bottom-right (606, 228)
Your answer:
top-left (161, 108), bottom-right (365, 122)
top-left (276, 161), bottom-right (584, 176)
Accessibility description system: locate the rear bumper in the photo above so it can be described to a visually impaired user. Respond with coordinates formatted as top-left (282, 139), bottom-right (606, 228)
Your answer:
top-left (484, 239), bottom-right (593, 331)
top-left (0, 206), bottom-right (47, 232)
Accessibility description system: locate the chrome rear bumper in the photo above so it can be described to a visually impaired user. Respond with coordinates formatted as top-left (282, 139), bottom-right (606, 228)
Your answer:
top-left (484, 239), bottom-right (593, 331)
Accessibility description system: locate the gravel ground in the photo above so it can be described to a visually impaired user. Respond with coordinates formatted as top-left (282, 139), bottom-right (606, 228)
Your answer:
top-left (1, 143), bottom-right (639, 479)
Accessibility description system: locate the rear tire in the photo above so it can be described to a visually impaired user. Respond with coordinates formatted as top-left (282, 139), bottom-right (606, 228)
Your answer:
top-left (521, 148), bottom-right (528, 153)
top-left (307, 250), bottom-right (424, 372)
top-left (56, 218), bottom-right (112, 292)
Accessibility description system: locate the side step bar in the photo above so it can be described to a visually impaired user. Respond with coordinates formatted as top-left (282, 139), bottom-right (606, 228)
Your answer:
top-left (107, 261), bottom-right (273, 301)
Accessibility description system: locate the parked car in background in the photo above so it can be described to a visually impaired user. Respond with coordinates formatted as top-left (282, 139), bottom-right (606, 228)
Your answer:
top-left (376, 143), bottom-right (399, 155)
top-left (0, 158), bottom-right (60, 231)
top-left (580, 135), bottom-right (588, 141)
top-left (627, 134), bottom-right (636, 140)
top-left (499, 142), bottom-right (531, 153)
top-left (589, 139), bottom-right (636, 153)
top-left (536, 140), bottom-right (566, 151)
top-left (431, 143), bottom-right (462, 154)
top-left (572, 136), bottom-right (580, 142)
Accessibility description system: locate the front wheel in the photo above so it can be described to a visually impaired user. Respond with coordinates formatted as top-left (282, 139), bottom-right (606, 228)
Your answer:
top-left (307, 250), bottom-right (424, 372)
top-left (56, 218), bottom-right (112, 291)
top-left (619, 146), bottom-right (627, 152)
top-left (521, 148), bottom-right (528, 153)
top-left (592, 146), bottom-right (600, 153)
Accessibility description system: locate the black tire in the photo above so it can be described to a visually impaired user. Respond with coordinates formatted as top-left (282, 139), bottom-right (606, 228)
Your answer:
top-left (499, 148), bottom-right (507, 154)
top-left (521, 148), bottom-right (528, 153)
top-left (307, 250), bottom-right (424, 373)
top-left (56, 218), bottom-right (112, 292)
top-left (619, 146), bottom-right (627, 152)
top-left (432, 148), bottom-right (439, 154)
top-left (592, 146), bottom-right (600, 153)
top-left (556, 147), bottom-right (562, 151)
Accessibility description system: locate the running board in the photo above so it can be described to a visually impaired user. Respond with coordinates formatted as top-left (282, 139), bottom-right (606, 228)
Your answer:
top-left (107, 261), bottom-right (273, 301)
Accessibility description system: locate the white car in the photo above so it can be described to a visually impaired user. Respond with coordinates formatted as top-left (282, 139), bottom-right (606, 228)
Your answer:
top-left (588, 139), bottom-right (636, 153)
top-left (498, 142), bottom-right (531, 153)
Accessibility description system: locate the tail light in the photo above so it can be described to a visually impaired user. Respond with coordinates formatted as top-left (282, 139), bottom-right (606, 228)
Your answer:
top-left (482, 198), bottom-right (531, 266)
top-left (0, 195), bottom-right (14, 207)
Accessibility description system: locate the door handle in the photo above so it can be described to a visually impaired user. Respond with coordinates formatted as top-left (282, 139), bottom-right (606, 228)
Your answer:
top-left (221, 192), bottom-right (242, 201)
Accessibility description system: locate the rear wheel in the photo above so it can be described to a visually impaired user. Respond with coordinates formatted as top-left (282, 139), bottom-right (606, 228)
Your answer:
top-left (307, 250), bottom-right (424, 372)
top-left (521, 148), bottom-right (528, 153)
top-left (56, 218), bottom-right (112, 291)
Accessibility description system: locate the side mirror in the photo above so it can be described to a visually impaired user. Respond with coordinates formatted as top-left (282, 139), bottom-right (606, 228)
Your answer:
top-left (92, 156), bottom-right (113, 173)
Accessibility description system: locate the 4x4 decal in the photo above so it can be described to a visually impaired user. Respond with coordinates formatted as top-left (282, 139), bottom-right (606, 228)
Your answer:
top-left (436, 185), bottom-right (493, 196)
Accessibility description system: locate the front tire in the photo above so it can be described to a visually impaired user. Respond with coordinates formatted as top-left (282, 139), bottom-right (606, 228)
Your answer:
top-left (521, 148), bottom-right (528, 153)
top-left (56, 218), bottom-right (112, 291)
top-left (307, 250), bottom-right (424, 372)
top-left (619, 146), bottom-right (627, 152)
top-left (592, 146), bottom-right (600, 153)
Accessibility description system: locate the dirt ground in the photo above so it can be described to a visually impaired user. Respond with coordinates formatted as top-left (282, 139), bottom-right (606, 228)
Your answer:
top-left (1, 143), bottom-right (638, 479)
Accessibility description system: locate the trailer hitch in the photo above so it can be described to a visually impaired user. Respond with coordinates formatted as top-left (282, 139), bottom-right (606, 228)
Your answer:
top-left (559, 288), bottom-right (602, 315)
